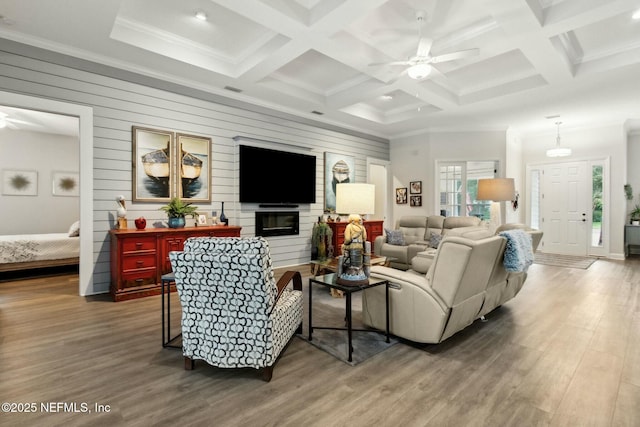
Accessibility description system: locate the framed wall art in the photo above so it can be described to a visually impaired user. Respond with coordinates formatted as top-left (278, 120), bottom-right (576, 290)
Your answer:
top-left (52, 171), bottom-right (79, 196)
top-left (2, 169), bottom-right (38, 196)
top-left (395, 187), bottom-right (407, 204)
top-left (410, 180), bottom-right (422, 194)
top-left (410, 195), bottom-right (422, 207)
top-left (176, 133), bottom-right (211, 202)
top-left (324, 152), bottom-right (355, 213)
top-left (132, 126), bottom-right (174, 202)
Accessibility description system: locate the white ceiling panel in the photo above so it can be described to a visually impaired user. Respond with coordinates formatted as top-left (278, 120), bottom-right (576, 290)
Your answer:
top-left (0, 0), bottom-right (639, 137)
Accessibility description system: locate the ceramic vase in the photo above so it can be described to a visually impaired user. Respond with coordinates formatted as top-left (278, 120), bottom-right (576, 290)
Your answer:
top-left (219, 202), bottom-right (228, 225)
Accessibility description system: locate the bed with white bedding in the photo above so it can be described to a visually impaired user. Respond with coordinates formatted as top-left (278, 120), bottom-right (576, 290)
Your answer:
top-left (0, 233), bottom-right (80, 272)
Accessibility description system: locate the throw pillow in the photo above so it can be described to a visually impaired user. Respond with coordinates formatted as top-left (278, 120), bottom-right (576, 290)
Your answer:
top-left (428, 232), bottom-right (442, 248)
top-left (385, 229), bottom-right (405, 246)
top-left (68, 220), bottom-right (80, 237)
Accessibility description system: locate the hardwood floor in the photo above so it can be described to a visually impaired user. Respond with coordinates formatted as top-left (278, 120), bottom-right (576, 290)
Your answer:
top-left (1, 259), bottom-right (639, 426)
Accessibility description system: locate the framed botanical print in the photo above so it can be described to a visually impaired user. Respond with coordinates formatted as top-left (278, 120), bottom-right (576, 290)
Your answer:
top-left (324, 152), bottom-right (355, 213)
top-left (410, 180), bottom-right (422, 194)
top-left (2, 169), bottom-right (37, 196)
top-left (52, 171), bottom-right (79, 196)
top-left (176, 133), bottom-right (211, 202)
top-left (410, 195), bottom-right (422, 207)
top-left (396, 187), bottom-right (407, 204)
top-left (132, 126), bottom-right (174, 202)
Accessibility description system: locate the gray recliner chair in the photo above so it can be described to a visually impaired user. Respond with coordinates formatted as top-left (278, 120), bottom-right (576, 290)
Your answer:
top-left (363, 235), bottom-right (506, 344)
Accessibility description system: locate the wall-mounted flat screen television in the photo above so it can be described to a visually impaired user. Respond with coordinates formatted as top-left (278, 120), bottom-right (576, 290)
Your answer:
top-left (239, 145), bottom-right (316, 204)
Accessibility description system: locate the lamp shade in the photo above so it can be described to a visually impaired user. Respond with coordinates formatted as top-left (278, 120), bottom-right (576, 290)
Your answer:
top-left (476, 178), bottom-right (515, 202)
top-left (335, 183), bottom-right (375, 214)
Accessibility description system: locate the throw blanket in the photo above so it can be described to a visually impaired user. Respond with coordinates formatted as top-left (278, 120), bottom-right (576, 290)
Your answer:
top-left (499, 229), bottom-right (533, 272)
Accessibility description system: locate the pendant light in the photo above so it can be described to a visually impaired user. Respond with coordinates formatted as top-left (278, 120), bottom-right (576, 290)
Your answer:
top-left (546, 121), bottom-right (571, 157)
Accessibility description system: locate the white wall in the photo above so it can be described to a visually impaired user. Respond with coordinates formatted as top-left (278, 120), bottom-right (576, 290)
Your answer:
top-left (521, 123), bottom-right (627, 257)
top-left (505, 128), bottom-right (524, 224)
top-left (0, 129), bottom-right (79, 234)
top-left (389, 130), bottom-right (507, 225)
top-left (0, 41), bottom-right (389, 294)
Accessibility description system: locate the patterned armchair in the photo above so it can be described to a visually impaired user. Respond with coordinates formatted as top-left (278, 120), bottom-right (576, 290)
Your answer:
top-left (169, 237), bottom-right (303, 381)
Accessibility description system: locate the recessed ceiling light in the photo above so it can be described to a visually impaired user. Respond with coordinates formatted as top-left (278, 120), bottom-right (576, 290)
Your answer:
top-left (195, 11), bottom-right (207, 21)
top-left (381, 95), bottom-right (393, 101)
top-left (633, 9), bottom-right (640, 20)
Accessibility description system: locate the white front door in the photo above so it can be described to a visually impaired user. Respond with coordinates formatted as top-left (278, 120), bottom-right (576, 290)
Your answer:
top-left (541, 161), bottom-right (589, 255)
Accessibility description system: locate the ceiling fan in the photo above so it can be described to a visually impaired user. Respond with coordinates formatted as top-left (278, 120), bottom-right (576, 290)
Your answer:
top-left (369, 10), bottom-right (479, 80)
top-left (0, 111), bottom-right (37, 130)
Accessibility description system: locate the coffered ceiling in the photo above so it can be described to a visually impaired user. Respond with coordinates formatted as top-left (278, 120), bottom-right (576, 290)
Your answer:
top-left (1, 0), bottom-right (640, 138)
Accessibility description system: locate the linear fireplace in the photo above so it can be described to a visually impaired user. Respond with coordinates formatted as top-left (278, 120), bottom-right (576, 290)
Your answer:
top-left (255, 211), bottom-right (299, 237)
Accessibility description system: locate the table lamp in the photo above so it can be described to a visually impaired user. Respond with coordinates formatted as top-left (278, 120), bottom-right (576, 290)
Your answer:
top-left (335, 183), bottom-right (375, 285)
top-left (476, 178), bottom-right (515, 234)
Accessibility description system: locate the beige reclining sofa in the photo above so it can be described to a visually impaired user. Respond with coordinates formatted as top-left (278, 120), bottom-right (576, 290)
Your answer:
top-left (373, 215), bottom-right (481, 270)
top-left (363, 225), bottom-right (542, 344)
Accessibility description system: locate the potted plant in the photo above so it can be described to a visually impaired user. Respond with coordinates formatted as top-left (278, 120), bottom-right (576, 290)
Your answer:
top-left (631, 204), bottom-right (640, 226)
top-left (311, 217), bottom-right (333, 260)
top-left (160, 197), bottom-right (199, 228)
top-left (625, 184), bottom-right (634, 200)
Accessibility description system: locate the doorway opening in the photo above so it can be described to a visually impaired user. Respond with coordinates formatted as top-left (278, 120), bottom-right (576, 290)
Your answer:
top-left (1, 91), bottom-right (94, 295)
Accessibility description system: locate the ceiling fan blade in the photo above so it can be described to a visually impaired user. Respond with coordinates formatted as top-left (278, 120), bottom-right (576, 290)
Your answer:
top-left (368, 61), bottom-right (413, 67)
top-left (430, 48), bottom-right (479, 64)
top-left (385, 68), bottom-right (408, 85)
top-left (6, 118), bottom-right (33, 125)
top-left (416, 36), bottom-right (433, 57)
top-left (428, 64), bottom-right (447, 79)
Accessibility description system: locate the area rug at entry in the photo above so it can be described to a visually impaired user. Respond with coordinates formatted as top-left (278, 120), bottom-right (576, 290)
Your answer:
top-left (533, 252), bottom-right (597, 269)
top-left (300, 299), bottom-right (398, 366)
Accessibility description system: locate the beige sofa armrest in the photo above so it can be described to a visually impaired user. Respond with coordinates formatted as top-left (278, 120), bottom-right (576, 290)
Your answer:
top-left (369, 265), bottom-right (448, 312)
top-left (373, 235), bottom-right (386, 256)
top-left (407, 242), bottom-right (430, 262)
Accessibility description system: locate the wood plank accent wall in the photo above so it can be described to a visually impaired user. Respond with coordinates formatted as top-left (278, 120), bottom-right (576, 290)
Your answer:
top-left (0, 42), bottom-right (390, 295)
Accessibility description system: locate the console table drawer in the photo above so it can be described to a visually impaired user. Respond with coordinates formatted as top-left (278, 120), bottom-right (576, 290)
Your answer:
top-left (122, 254), bottom-right (157, 270)
top-left (121, 268), bottom-right (157, 288)
top-left (122, 237), bottom-right (157, 253)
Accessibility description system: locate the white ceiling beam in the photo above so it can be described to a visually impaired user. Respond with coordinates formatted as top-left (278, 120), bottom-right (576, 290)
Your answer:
top-left (491, 0), bottom-right (574, 85)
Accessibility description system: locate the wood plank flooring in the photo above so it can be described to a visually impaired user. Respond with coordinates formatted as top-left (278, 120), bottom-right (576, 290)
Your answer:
top-left (0, 259), bottom-right (639, 426)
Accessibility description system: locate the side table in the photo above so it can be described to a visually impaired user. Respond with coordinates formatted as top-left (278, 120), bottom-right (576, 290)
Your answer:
top-left (624, 224), bottom-right (640, 257)
top-left (308, 273), bottom-right (390, 363)
top-left (161, 273), bottom-right (181, 348)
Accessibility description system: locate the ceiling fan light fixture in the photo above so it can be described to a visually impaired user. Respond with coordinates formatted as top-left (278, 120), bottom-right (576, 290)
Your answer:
top-left (407, 63), bottom-right (431, 80)
top-left (546, 121), bottom-right (572, 157)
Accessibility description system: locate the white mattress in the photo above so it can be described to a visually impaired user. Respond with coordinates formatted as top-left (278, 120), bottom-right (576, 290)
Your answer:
top-left (0, 233), bottom-right (80, 264)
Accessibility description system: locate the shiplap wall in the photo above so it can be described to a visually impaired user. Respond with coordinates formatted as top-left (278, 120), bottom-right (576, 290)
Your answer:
top-left (0, 44), bottom-right (389, 295)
